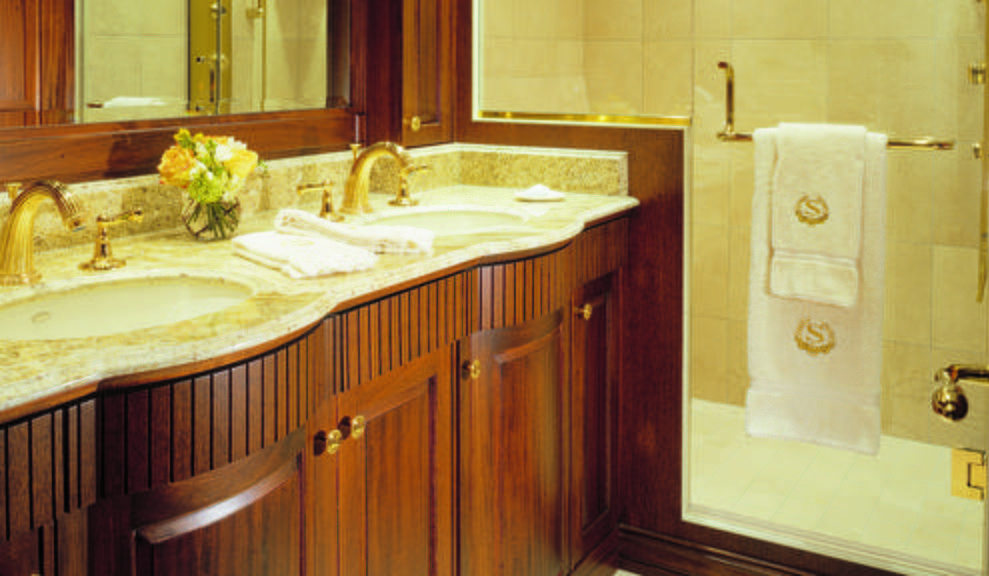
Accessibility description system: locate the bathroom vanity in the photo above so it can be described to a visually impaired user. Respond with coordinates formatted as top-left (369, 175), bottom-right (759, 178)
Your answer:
top-left (0, 180), bottom-right (633, 576)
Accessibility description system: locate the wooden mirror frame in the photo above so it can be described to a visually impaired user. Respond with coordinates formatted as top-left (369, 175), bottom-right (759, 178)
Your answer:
top-left (0, 1), bottom-right (369, 184)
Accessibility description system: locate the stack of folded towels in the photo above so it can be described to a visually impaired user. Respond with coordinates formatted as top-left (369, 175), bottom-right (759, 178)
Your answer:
top-left (233, 208), bottom-right (435, 279)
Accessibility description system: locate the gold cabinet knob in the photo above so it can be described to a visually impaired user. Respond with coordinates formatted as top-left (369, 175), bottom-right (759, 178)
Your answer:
top-left (462, 359), bottom-right (481, 381)
top-left (314, 429), bottom-right (343, 456)
top-left (409, 116), bottom-right (422, 132)
top-left (351, 415), bottom-right (367, 440)
top-left (575, 303), bottom-right (593, 321)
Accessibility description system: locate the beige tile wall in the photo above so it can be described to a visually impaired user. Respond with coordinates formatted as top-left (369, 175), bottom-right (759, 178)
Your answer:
top-left (480, 0), bottom-right (987, 446)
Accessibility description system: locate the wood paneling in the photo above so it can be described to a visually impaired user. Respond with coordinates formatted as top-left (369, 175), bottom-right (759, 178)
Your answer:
top-left (476, 245), bottom-right (574, 332)
top-left (99, 324), bottom-right (323, 498)
top-left (0, 398), bottom-right (97, 543)
top-left (335, 271), bottom-right (473, 393)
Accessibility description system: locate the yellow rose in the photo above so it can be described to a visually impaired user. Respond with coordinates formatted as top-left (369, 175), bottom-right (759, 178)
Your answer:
top-left (157, 145), bottom-right (197, 188)
top-left (224, 148), bottom-right (259, 181)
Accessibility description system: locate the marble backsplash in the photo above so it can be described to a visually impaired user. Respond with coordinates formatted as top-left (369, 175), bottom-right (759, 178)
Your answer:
top-left (3, 143), bottom-right (628, 252)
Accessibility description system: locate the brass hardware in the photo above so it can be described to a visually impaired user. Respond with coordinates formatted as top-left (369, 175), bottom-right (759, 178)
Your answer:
top-left (715, 62), bottom-right (955, 151)
top-left (793, 318), bottom-right (836, 356)
top-left (575, 303), bottom-right (593, 321)
top-left (351, 415), bottom-right (366, 440)
top-left (297, 181), bottom-right (344, 221)
top-left (5, 182), bottom-right (21, 201)
top-left (342, 142), bottom-right (414, 215)
top-left (389, 164), bottom-right (430, 207)
top-left (462, 359), bottom-right (481, 381)
top-left (189, 0), bottom-right (231, 115)
top-left (974, 143), bottom-right (984, 160)
top-left (929, 365), bottom-right (989, 421)
top-left (794, 195), bottom-right (830, 225)
top-left (952, 448), bottom-right (986, 501)
top-left (409, 116), bottom-right (422, 132)
top-left (246, 0), bottom-right (266, 19)
top-left (314, 429), bottom-right (343, 456)
top-left (0, 181), bottom-right (87, 286)
top-left (79, 209), bottom-right (144, 271)
top-left (350, 143), bottom-right (361, 162)
top-left (477, 110), bottom-right (691, 128)
top-left (970, 63), bottom-right (987, 85)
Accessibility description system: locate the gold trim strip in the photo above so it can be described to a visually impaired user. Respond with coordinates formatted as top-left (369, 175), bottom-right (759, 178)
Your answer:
top-left (477, 110), bottom-right (691, 127)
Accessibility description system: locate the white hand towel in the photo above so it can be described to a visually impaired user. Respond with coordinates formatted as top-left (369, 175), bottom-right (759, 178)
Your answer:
top-left (770, 123), bottom-right (867, 307)
top-left (274, 208), bottom-right (434, 255)
top-left (233, 231), bottom-right (377, 279)
top-left (746, 128), bottom-right (887, 455)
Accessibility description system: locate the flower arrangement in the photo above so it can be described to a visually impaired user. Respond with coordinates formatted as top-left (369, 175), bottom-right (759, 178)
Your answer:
top-left (158, 129), bottom-right (261, 240)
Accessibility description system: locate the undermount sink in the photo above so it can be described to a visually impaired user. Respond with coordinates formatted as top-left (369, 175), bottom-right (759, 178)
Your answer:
top-left (366, 205), bottom-right (529, 237)
top-left (0, 273), bottom-right (254, 341)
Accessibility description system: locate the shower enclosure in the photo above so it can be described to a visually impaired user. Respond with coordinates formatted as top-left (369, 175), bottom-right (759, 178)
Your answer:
top-left (476, 0), bottom-right (989, 574)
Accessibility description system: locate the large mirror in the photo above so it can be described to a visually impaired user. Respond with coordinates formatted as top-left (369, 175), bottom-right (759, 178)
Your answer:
top-left (74, 0), bottom-right (350, 125)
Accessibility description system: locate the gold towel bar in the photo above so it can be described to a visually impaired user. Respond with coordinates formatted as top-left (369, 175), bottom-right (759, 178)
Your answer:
top-left (716, 62), bottom-right (956, 151)
top-left (716, 129), bottom-right (955, 150)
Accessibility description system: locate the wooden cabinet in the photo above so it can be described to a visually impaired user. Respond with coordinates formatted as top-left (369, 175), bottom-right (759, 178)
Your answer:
top-left (401, 0), bottom-right (454, 145)
top-left (570, 271), bottom-right (622, 571)
top-left (0, 0), bottom-right (74, 127)
top-left (366, 0), bottom-right (454, 145)
top-left (0, 218), bottom-right (631, 576)
top-left (460, 309), bottom-right (569, 576)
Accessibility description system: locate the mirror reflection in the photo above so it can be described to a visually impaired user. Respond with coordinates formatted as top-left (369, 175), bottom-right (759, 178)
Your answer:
top-left (76, 0), bottom-right (349, 124)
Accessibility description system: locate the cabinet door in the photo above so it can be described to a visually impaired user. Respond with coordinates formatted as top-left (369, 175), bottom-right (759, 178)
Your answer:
top-left (112, 427), bottom-right (309, 576)
top-left (337, 346), bottom-right (455, 576)
top-left (308, 397), bottom-right (341, 576)
top-left (570, 272), bottom-right (622, 569)
top-left (401, 0), bottom-right (453, 145)
top-left (460, 310), bottom-right (568, 576)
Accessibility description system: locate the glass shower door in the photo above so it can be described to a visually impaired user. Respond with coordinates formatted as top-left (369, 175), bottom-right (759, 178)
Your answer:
top-left (684, 2), bottom-right (989, 575)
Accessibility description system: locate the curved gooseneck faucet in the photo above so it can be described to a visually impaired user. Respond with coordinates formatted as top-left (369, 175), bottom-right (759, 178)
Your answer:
top-left (0, 180), bottom-right (87, 285)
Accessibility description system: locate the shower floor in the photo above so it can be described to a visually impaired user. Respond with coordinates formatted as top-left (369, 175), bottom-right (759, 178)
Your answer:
top-left (688, 399), bottom-right (984, 575)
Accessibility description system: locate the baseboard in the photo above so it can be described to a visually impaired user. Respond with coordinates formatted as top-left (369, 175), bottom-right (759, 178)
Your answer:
top-left (572, 530), bottom-right (622, 576)
top-left (616, 527), bottom-right (815, 576)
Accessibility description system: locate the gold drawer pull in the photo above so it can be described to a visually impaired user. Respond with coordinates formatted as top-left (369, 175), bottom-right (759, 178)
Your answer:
top-left (351, 415), bottom-right (367, 440)
top-left (409, 115), bottom-right (422, 132)
top-left (314, 429), bottom-right (343, 456)
top-left (462, 359), bottom-right (481, 381)
top-left (575, 303), bottom-right (593, 321)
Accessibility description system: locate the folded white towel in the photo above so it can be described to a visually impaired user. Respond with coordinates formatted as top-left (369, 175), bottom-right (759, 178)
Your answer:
top-left (233, 231), bottom-right (377, 278)
top-left (274, 208), bottom-right (433, 255)
top-left (746, 128), bottom-right (887, 455)
top-left (770, 123), bottom-right (867, 306)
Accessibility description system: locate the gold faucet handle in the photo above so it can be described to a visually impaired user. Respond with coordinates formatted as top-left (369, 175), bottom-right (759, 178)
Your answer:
top-left (79, 208), bottom-right (143, 271)
top-left (390, 165), bottom-right (430, 207)
top-left (297, 181), bottom-right (344, 221)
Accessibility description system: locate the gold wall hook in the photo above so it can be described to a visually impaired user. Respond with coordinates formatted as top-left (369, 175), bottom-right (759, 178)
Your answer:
top-left (79, 208), bottom-right (143, 271)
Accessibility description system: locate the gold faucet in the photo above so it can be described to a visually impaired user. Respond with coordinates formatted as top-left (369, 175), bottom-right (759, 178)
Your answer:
top-left (342, 142), bottom-right (414, 215)
top-left (0, 180), bottom-right (87, 285)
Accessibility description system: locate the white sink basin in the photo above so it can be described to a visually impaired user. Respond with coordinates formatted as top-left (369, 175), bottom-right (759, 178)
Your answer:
top-left (0, 274), bottom-right (254, 341)
top-left (366, 205), bottom-right (529, 237)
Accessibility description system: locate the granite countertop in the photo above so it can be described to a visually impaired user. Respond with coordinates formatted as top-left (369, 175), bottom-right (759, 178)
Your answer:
top-left (0, 186), bottom-right (637, 419)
